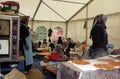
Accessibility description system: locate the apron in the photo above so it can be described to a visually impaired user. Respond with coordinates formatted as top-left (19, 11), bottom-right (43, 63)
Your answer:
top-left (23, 29), bottom-right (33, 66)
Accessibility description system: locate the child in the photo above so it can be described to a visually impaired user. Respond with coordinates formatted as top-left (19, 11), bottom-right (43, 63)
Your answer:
top-left (40, 44), bottom-right (64, 66)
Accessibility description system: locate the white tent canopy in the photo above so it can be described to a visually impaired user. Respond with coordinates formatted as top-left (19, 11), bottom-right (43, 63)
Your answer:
top-left (0, 0), bottom-right (93, 22)
top-left (1, 0), bottom-right (120, 22)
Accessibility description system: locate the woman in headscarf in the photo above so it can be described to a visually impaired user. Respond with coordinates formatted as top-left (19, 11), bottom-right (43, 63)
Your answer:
top-left (89, 14), bottom-right (108, 59)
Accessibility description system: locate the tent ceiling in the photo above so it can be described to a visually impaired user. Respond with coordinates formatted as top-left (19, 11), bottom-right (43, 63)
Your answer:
top-left (0, 0), bottom-right (93, 22)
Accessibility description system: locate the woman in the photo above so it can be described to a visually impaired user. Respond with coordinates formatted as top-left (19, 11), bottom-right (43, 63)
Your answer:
top-left (89, 14), bottom-right (108, 59)
top-left (20, 17), bottom-right (33, 72)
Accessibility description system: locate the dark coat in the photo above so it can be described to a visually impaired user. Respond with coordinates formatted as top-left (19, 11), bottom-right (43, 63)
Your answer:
top-left (19, 24), bottom-right (30, 52)
top-left (20, 24), bottom-right (29, 45)
top-left (90, 24), bottom-right (108, 49)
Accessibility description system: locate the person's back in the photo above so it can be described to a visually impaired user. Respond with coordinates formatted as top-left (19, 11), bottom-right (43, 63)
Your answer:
top-left (91, 24), bottom-right (105, 48)
top-left (38, 41), bottom-right (41, 47)
top-left (89, 14), bottom-right (108, 59)
top-left (49, 42), bottom-right (55, 51)
top-left (57, 37), bottom-right (63, 44)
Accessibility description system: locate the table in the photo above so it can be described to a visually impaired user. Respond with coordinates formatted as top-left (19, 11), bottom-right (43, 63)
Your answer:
top-left (37, 52), bottom-right (51, 56)
top-left (57, 55), bottom-right (120, 79)
top-left (0, 56), bottom-right (24, 62)
top-left (37, 48), bottom-right (49, 53)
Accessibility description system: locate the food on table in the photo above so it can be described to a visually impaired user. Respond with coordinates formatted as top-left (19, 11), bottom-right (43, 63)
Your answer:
top-left (97, 58), bottom-right (115, 63)
top-left (94, 64), bottom-right (115, 70)
top-left (72, 59), bottom-right (90, 65)
top-left (94, 58), bottom-right (120, 70)
top-left (112, 62), bottom-right (120, 66)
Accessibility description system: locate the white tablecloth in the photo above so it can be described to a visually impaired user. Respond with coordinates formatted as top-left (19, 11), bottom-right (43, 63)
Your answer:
top-left (57, 55), bottom-right (120, 79)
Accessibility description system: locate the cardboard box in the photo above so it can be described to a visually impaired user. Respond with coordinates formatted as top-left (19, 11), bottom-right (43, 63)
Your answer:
top-left (5, 68), bottom-right (26, 79)
top-left (4, 68), bottom-right (44, 79)
top-left (25, 68), bottom-right (44, 79)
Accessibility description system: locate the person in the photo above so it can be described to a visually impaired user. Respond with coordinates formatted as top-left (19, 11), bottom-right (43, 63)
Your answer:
top-left (20, 16), bottom-right (33, 72)
top-left (42, 39), bottom-right (47, 48)
top-left (57, 36), bottom-right (63, 45)
top-left (40, 44), bottom-right (64, 66)
top-left (49, 41), bottom-right (55, 51)
top-left (38, 41), bottom-right (41, 48)
top-left (89, 14), bottom-right (108, 59)
top-left (64, 38), bottom-right (75, 60)
top-left (45, 44), bottom-right (64, 63)
top-left (74, 41), bottom-right (83, 58)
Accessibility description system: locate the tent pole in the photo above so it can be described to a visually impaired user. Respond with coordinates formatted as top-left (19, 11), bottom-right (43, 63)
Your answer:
top-left (32, 0), bottom-right (42, 20)
top-left (65, 22), bottom-right (68, 38)
top-left (42, 1), bottom-right (67, 21)
top-left (85, 5), bottom-right (88, 45)
top-left (53, 0), bottom-right (85, 5)
top-left (66, 0), bottom-right (93, 22)
top-left (31, 20), bottom-right (34, 31)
